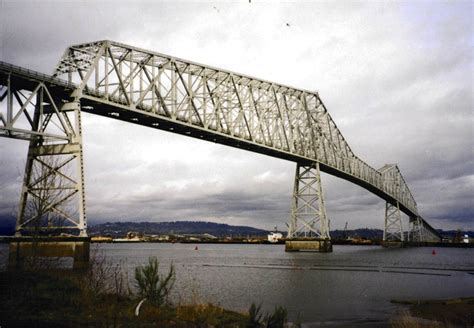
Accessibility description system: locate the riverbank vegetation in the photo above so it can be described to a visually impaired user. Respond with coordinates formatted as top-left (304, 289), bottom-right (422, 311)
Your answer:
top-left (391, 298), bottom-right (474, 327)
top-left (0, 252), bottom-right (472, 327)
top-left (0, 254), bottom-right (296, 327)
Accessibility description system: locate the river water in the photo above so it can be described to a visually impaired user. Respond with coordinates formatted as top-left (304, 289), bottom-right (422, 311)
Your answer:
top-left (1, 243), bottom-right (473, 326)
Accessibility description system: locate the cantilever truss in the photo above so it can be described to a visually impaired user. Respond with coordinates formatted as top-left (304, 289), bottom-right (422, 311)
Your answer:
top-left (0, 40), bottom-right (442, 241)
top-left (287, 163), bottom-right (330, 239)
top-left (53, 41), bottom-right (421, 215)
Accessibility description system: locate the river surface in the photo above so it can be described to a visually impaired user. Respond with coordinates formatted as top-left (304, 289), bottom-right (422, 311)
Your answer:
top-left (1, 243), bottom-right (473, 327)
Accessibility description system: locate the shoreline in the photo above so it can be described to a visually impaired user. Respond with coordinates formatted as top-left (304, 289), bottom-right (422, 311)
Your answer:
top-left (392, 297), bottom-right (474, 326)
top-left (0, 236), bottom-right (473, 247)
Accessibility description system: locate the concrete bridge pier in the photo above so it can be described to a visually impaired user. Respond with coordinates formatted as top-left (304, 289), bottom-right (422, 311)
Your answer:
top-left (285, 239), bottom-right (332, 252)
top-left (8, 237), bottom-right (90, 270)
top-left (381, 241), bottom-right (406, 248)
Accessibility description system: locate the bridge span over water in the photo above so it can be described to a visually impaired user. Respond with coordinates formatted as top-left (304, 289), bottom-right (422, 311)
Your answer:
top-left (0, 40), bottom-right (440, 251)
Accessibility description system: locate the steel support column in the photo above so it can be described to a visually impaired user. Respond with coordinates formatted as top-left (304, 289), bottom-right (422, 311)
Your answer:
top-left (383, 201), bottom-right (404, 242)
top-left (15, 101), bottom-right (87, 237)
top-left (287, 162), bottom-right (330, 240)
top-left (409, 216), bottom-right (424, 242)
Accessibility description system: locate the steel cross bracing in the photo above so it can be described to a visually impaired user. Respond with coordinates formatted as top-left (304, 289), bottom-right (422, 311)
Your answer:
top-left (0, 40), bottom-right (441, 241)
top-left (408, 216), bottom-right (439, 242)
top-left (0, 63), bottom-right (86, 236)
top-left (287, 163), bottom-right (330, 239)
top-left (409, 216), bottom-right (424, 242)
top-left (384, 201), bottom-right (404, 242)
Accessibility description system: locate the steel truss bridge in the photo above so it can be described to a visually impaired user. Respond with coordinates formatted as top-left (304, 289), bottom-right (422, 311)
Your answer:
top-left (0, 40), bottom-right (441, 243)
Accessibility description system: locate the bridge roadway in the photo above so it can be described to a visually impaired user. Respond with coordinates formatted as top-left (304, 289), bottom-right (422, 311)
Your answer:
top-left (0, 41), bottom-right (440, 240)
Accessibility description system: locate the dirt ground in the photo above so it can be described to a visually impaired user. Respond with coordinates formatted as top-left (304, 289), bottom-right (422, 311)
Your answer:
top-left (410, 301), bottom-right (474, 327)
top-left (392, 297), bottom-right (474, 327)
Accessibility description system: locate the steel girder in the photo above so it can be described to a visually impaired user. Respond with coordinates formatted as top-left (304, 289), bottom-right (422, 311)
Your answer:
top-left (287, 163), bottom-right (330, 239)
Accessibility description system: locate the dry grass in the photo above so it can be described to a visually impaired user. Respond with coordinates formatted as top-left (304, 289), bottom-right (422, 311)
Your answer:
top-left (1, 252), bottom-right (300, 327)
top-left (0, 267), bottom-right (248, 327)
top-left (176, 303), bottom-right (244, 327)
top-left (391, 310), bottom-right (464, 328)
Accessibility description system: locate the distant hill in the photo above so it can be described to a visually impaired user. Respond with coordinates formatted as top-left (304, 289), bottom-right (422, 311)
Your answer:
top-left (1, 216), bottom-right (472, 240)
top-left (88, 221), bottom-right (271, 238)
top-left (89, 222), bottom-right (474, 240)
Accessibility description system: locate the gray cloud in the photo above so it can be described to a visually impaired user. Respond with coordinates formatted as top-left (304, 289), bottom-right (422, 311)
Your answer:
top-left (0, 1), bottom-right (472, 231)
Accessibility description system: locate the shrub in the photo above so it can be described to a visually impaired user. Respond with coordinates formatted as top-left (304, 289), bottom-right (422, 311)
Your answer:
top-left (264, 306), bottom-right (288, 328)
top-left (134, 256), bottom-right (175, 306)
top-left (247, 303), bottom-right (289, 328)
top-left (248, 303), bottom-right (263, 327)
top-left (80, 248), bottom-right (130, 300)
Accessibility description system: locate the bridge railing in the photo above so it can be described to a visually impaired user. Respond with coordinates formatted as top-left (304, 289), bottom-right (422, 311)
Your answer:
top-left (0, 61), bottom-right (75, 90)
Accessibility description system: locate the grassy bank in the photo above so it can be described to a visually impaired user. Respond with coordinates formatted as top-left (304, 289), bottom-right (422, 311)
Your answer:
top-left (391, 298), bottom-right (474, 327)
top-left (1, 253), bottom-right (471, 327)
top-left (0, 252), bottom-right (296, 328)
top-left (0, 269), bottom-right (251, 327)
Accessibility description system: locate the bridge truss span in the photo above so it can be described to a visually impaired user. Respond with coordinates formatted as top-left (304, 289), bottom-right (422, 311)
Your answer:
top-left (55, 41), bottom-right (420, 210)
top-left (0, 40), bottom-right (441, 242)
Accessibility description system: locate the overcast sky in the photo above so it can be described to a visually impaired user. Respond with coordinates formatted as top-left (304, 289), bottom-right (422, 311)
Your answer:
top-left (0, 1), bottom-right (472, 231)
